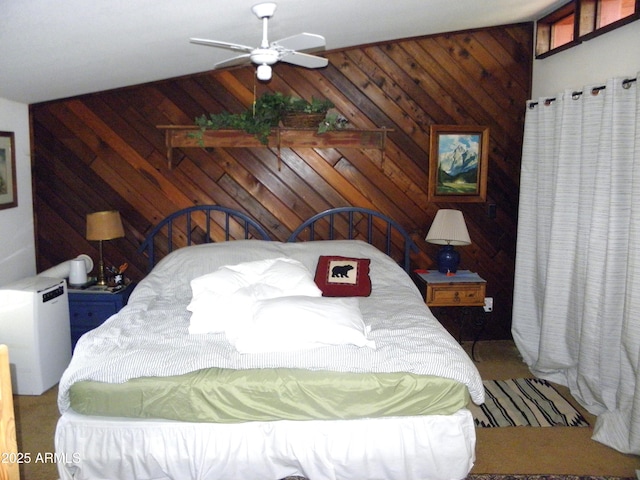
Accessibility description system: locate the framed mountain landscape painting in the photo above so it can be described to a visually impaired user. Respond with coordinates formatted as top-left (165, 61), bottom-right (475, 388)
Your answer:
top-left (428, 125), bottom-right (489, 203)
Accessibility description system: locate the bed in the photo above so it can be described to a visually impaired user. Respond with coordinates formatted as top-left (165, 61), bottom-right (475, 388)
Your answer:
top-left (55, 206), bottom-right (484, 480)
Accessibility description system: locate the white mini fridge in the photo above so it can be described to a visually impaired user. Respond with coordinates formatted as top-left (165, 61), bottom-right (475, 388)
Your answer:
top-left (0, 276), bottom-right (71, 395)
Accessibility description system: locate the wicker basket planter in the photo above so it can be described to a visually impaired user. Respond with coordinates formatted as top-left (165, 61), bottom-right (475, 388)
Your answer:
top-left (281, 112), bottom-right (326, 128)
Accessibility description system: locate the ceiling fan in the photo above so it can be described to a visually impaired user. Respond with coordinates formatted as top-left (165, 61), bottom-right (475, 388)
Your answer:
top-left (190, 2), bottom-right (329, 81)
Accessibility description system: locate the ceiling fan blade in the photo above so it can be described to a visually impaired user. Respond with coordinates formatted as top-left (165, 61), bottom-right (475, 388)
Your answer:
top-left (272, 33), bottom-right (326, 52)
top-left (189, 38), bottom-right (254, 53)
top-left (214, 54), bottom-right (253, 69)
top-left (279, 51), bottom-right (329, 69)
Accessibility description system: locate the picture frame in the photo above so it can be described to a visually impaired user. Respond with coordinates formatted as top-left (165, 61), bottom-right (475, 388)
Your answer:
top-left (0, 131), bottom-right (17, 210)
top-left (428, 125), bottom-right (489, 203)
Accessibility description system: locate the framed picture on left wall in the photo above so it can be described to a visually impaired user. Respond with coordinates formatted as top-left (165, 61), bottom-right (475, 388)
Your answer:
top-left (0, 131), bottom-right (17, 210)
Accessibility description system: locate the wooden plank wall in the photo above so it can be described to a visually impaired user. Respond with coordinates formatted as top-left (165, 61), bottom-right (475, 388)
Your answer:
top-left (30, 23), bottom-right (533, 340)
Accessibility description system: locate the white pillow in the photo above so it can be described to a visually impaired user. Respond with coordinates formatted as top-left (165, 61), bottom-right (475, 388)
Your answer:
top-left (190, 267), bottom-right (250, 297)
top-left (225, 296), bottom-right (376, 353)
top-left (188, 257), bottom-right (322, 334)
top-left (190, 257), bottom-right (322, 297)
top-left (188, 284), bottom-right (280, 334)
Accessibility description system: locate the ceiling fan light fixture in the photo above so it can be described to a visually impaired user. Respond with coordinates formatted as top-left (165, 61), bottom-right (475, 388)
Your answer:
top-left (190, 2), bottom-right (327, 75)
top-left (256, 64), bottom-right (272, 81)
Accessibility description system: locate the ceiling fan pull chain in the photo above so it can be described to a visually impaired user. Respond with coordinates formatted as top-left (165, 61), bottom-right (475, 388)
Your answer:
top-left (253, 84), bottom-right (257, 116)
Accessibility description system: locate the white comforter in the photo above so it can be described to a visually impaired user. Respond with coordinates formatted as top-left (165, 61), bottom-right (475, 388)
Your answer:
top-left (58, 239), bottom-right (484, 413)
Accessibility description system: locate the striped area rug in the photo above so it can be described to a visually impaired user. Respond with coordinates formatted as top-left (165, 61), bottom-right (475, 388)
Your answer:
top-left (469, 378), bottom-right (589, 428)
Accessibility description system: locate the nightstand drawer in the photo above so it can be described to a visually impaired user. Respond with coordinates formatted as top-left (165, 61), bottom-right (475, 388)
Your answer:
top-left (70, 301), bottom-right (119, 328)
top-left (68, 283), bottom-right (134, 351)
top-left (426, 282), bottom-right (486, 307)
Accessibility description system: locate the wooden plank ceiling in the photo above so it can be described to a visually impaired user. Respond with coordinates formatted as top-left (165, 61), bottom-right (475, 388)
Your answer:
top-left (30, 23), bottom-right (533, 339)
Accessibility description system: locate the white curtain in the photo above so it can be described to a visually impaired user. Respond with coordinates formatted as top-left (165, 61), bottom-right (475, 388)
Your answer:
top-left (512, 73), bottom-right (640, 455)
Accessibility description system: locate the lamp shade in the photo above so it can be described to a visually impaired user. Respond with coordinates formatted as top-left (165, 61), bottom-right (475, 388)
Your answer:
top-left (425, 209), bottom-right (471, 246)
top-left (86, 211), bottom-right (125, 241)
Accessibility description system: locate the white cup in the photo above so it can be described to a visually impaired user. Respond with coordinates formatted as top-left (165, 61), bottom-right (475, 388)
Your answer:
top-left (69, 258), bottom-right (88, 285)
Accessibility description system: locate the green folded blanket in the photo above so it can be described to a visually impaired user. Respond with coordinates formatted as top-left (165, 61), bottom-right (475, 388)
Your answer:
top-left (69, 367), bottom-right (470, 423)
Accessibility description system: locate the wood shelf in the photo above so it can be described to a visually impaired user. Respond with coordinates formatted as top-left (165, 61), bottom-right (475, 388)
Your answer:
top-left (157, 126), bottom-right (390, 169)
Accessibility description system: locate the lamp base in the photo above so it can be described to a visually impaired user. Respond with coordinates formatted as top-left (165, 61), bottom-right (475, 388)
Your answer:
top-left (96, 240), bottom-right (107, 286)
top-left (437, 245), bottom-right (460, 274)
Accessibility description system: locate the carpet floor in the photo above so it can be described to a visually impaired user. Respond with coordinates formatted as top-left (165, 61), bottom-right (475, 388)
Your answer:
top-left (467, 341), bottom-right (639, 477)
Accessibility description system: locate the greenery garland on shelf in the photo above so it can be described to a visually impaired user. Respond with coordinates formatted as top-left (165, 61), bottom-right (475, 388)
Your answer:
top-left (193, 92), bottom-right (347, 145)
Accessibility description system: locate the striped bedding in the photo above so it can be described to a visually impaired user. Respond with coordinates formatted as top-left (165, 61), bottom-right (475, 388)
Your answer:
top-left (58, 239), bottom-right (485, 415)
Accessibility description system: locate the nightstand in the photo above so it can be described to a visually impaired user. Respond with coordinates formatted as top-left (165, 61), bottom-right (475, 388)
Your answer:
top-left (414, 270), bottom-right (487, 360)
top-left (68, 283), bottom-right (135, 351)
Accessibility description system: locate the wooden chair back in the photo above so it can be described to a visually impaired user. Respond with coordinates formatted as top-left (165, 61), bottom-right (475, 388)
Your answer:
top-left (0, 345), bottom-right (19, 480)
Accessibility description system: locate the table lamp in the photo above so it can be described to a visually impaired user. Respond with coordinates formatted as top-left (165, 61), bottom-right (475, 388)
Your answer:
top-left (425, 209), bottom-right (471, 274)
top-left (86, 210), bottom-right (125, 285)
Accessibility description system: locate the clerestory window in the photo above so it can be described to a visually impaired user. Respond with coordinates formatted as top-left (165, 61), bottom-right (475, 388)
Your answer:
top-left (536, 0), bottom-right (638, 58)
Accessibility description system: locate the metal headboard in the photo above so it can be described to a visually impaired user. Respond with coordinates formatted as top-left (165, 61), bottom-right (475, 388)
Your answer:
top-left (138, 205), bottom-right (271, 271)
top-left (286, 206), bottom-right (419, 273)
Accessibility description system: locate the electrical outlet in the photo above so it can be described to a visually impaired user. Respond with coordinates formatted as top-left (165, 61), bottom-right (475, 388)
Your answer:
top-left (484, 297), bottom-right (493, 312)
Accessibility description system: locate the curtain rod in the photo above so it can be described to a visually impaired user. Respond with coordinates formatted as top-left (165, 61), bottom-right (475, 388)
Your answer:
top-left (528, 77), bottom-right (637, 108)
